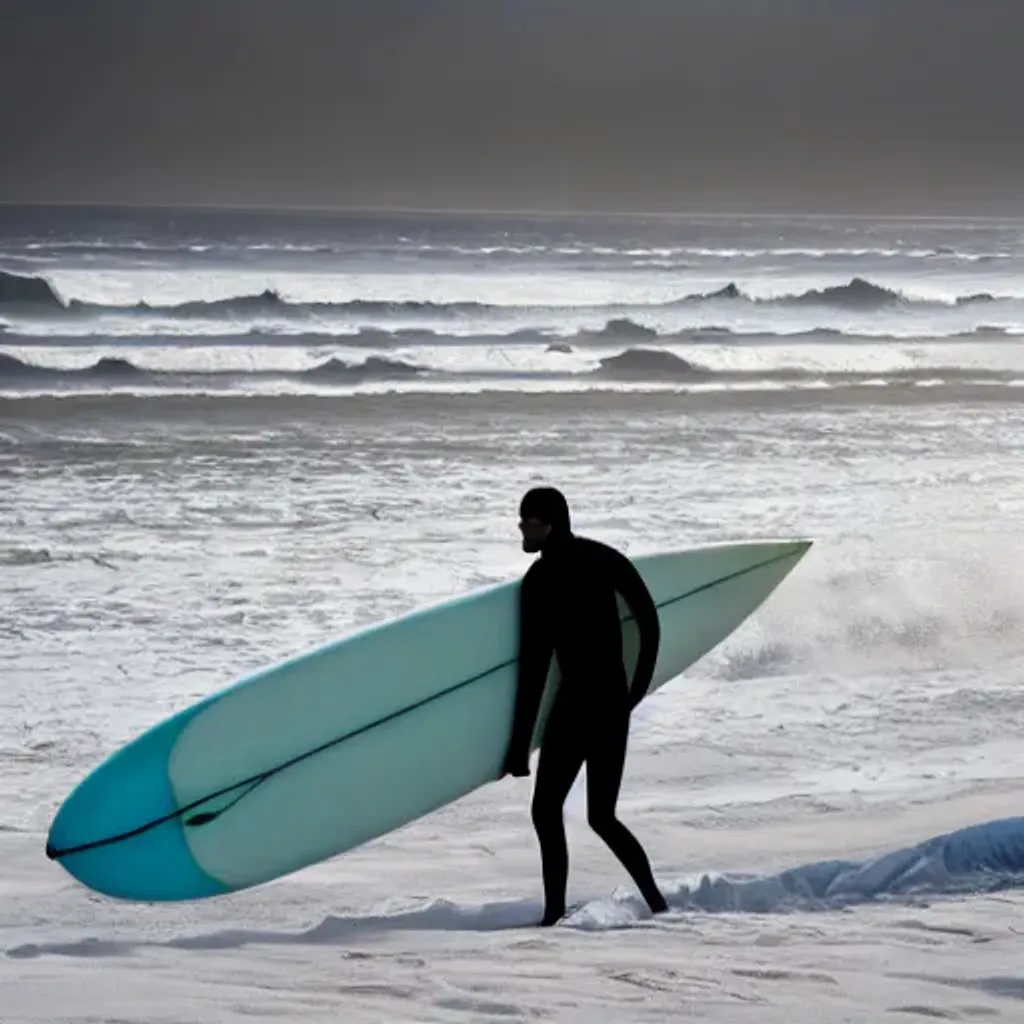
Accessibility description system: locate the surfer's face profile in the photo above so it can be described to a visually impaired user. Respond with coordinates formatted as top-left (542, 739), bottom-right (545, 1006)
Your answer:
top-left (518, 486), bottom-right (568, 553)
top-left (519, 516), bottom-right (551, 553)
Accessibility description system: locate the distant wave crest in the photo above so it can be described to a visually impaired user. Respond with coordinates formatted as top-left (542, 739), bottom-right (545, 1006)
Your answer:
top-left (680, 276), bottom-right (999, 309)
top-left (593, 348), bottom-right (706, 379)
top-left (0, 351), bottom-right (426, 384)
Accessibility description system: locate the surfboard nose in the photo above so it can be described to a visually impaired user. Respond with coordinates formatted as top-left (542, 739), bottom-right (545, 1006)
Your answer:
top-left (46, 806), bottom-right (228, 902)
top-left (45, 701), bottom-right (230, 902)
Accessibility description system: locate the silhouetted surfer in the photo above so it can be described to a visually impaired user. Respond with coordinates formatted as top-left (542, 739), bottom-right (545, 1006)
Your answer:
top-left (502, 486), bottom-right (668, 926)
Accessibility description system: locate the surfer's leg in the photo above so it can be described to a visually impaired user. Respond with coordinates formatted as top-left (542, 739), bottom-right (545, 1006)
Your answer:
top-left (531, 701), bottom-right (585, 926)
top-left (584, 701), bottom-right (668, 915)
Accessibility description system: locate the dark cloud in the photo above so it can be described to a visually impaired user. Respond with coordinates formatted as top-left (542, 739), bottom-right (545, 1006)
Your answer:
top-left (2, 0), bottom-right (1023, 213)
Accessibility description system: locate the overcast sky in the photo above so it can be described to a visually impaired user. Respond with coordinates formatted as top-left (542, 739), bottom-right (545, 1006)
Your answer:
top-left (2, 0), bottom-right (1023, 215)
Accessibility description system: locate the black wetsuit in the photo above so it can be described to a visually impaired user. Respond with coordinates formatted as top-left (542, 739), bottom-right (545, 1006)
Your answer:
top-left (503, 529), bottom-right (668, 924)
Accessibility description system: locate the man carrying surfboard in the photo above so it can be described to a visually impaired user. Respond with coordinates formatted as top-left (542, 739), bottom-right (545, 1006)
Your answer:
top-left (503, 486), bottom-right (669, 926)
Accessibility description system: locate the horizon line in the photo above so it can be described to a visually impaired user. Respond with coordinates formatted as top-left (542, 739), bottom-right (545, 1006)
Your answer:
top-left (3, 199), bottom-right (1024, 224)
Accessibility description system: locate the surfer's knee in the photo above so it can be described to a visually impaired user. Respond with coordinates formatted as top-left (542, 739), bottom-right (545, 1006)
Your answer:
top-left (531, 793), bottom-right (563, 831)
top-left (586, 807), bottom-right (620, 840)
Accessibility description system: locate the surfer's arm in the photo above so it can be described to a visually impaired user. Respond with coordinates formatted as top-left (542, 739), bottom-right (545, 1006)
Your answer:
top-left (503, 567), bottom-right (554, 777)
top-left (605, 546), bottom-right (660, 707)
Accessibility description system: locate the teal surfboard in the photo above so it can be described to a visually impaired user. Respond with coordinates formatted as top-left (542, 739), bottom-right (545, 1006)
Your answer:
top-left (46, 539), bottom-right (811, 902)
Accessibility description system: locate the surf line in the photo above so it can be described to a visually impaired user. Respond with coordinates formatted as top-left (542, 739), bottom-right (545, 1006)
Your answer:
top-left (46, 548), bottom-right (800, 862)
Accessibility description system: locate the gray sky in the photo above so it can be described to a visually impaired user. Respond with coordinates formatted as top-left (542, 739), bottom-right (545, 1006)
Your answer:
top-left (3, 0), bottom-right (1023, 215)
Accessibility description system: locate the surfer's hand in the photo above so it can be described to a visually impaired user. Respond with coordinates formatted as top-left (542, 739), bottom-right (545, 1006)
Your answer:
top-left (629, 675), bottom-right (652, 711)
top-left (502, 752), bottom-right (531, 778)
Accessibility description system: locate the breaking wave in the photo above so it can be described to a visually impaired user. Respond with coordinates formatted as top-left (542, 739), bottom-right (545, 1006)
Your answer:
top-left (4, 321), bottom-right (1019, 352)
top-left (3, 348), bottom-right (1023, 396)
top-left (0, 270), bottom-right (1017, 322)
top-left (657, 816), bottom-right (1024, 916)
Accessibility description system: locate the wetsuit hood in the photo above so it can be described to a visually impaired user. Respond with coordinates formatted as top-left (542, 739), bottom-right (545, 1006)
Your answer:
top-left (519, 486), bottom-right (572, 540)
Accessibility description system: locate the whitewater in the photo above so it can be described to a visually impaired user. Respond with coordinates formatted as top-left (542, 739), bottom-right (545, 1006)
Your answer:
top-left (3, 205), bottom-right (1024, 1023)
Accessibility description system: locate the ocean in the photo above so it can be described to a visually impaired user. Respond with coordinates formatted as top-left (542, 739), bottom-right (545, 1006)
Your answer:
top-left (3, 204), bottom-right (1024, 1022)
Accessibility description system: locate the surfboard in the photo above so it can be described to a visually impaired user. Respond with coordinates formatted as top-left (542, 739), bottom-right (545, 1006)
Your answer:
top-left (46, 538), bottom-right (811, 902)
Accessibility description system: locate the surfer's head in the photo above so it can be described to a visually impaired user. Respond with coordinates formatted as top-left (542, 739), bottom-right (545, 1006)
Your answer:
top-left (518, 486), bottom-right (571, 552)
